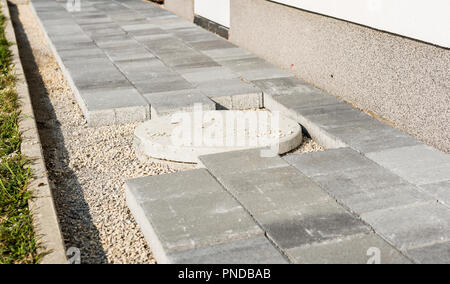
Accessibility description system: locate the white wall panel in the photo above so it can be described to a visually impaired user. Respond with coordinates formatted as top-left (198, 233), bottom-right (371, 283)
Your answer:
top-left (272, 0), bottom-right (450, 47)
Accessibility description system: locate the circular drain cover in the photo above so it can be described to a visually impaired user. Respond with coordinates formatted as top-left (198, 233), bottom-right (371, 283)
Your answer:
top-left (134, 110), bottom-right (302, 164)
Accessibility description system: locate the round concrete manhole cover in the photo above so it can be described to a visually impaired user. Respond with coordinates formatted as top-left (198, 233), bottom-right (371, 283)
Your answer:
top-left (134, 110), bottom-right (302, 164)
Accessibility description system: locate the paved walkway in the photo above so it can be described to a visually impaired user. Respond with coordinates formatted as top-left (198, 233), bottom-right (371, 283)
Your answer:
top-left (31, 0), bottom-right (450, 263)
top-left (31, 0), bottom-right (277, 125)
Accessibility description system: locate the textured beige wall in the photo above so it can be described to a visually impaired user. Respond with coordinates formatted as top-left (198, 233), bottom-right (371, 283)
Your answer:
top-left (164, 0), bottom-right (194, 22)
top-left (230, 0), bottom-right (450, 153)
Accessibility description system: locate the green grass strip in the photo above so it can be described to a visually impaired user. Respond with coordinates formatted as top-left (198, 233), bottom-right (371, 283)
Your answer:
top-left (0, 4), bottom-right (41, 264)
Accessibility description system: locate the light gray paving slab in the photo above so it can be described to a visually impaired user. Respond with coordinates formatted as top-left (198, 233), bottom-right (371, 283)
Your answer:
top-left (161, 52), bottom-right (220, 69)
top-left (114, 57), bottom-right (172, 82)
top-left (142, 37), bottom-right (191, 54)
top-left (201, 47), bottom-right (255, 62)
top-left (84, 27), bottom-right (126, 39)
top-left (58, 47), bottom-right (108, 62)
top-left (125, 169), bottom-right (264, 263)
top-left (81, 86), bottom-right (148, 111)
top-left (94, 34), bottom-right (138, 48)
top-left (367, 145), bottom-right (450, 185)
top-left (328, 121), bottom-right (421, 154)
top-left (407, 241), bottom-right (450, 264)
top-left (287, 233), bottom-right (411, 264)
top-left (311, 166), bottom-right (409, 201)
top-left (220, 57), bottom-right (292, 81)
top-left (302, 107), bottom-right (377, 130)
top-left (80, 86), bottom-right (150, 125)
top-left (199, 148), bottom-right (289, 176)
top-left (239, 68), bottom-right (293, 81)
top-left (143, 89), bottom-right (216, 118)
top-left (272, 91), bottom-right (341, 111)
top-left (121, 23), bottom-right (158, 32)
top-left (340, 183), bottom-right (433, 215)
top-left (361, 202), bottom-right (450, 250)
top-left (80, 22), bottom-right (121, 32)
top-left (286, 148), bottom-right (433, 214)
top-left (103, 46), bottom-right (155, 61)
top-left (419, 180), bottom-right (450, 207)
top-left (175, 29), bottom-right (221, 43)
top-left (178, 66), bottom-right (240, 84)
top-left (168, 236), bottom-right (288, 264)
top-left (213, 166), bottom-right (332, 215)
top-left (284, 147), bottom-right (370, 177)
top-left (189, 40), bottom-right (237, 51)
top-left (252, 76), bottom-right (317, 96)
top-left (197, 78), bottom-right (263, 109)
top-left (133, 74), bottom-right (194, 94)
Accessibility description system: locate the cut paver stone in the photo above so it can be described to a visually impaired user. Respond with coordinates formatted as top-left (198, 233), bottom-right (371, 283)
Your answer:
top-left (134, 110), bottom-right (302, 163)
top-left (199, 148), bottom-right (289, 175)
top-left (125, 169), bottom-right (265, 264)
top-left (287, 233), bottom-right (411, 264)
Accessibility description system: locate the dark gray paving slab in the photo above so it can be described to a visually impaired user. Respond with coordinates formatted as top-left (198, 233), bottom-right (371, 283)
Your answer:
top-left (126, 169), bottom-right (264, 263)
top-left (261, 201), bottom-right (370, 250)
top-left (168, 236), bottom-right (288, 264)
top-left (361, 202), bottom-right (450, 250)
top-left (407, 241), bottom-right (450, 264)
top-left (287, 233), bottom-right (411, 264)
top-left (143, 89), bottom-right (216, 118)
top-left (367, 145), bottom-right (450, 186)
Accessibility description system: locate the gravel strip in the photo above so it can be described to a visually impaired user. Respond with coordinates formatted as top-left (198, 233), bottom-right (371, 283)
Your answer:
top-left (284, 136), bottom-right (324, 155)
top-left (11, 4), bottom-right (179, 264)
top-left (10, 3), bottom-right (323, 264)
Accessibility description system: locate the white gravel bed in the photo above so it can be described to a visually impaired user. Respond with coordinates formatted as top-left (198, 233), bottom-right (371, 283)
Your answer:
top-left (11, 4), bottom-right (179, 264)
